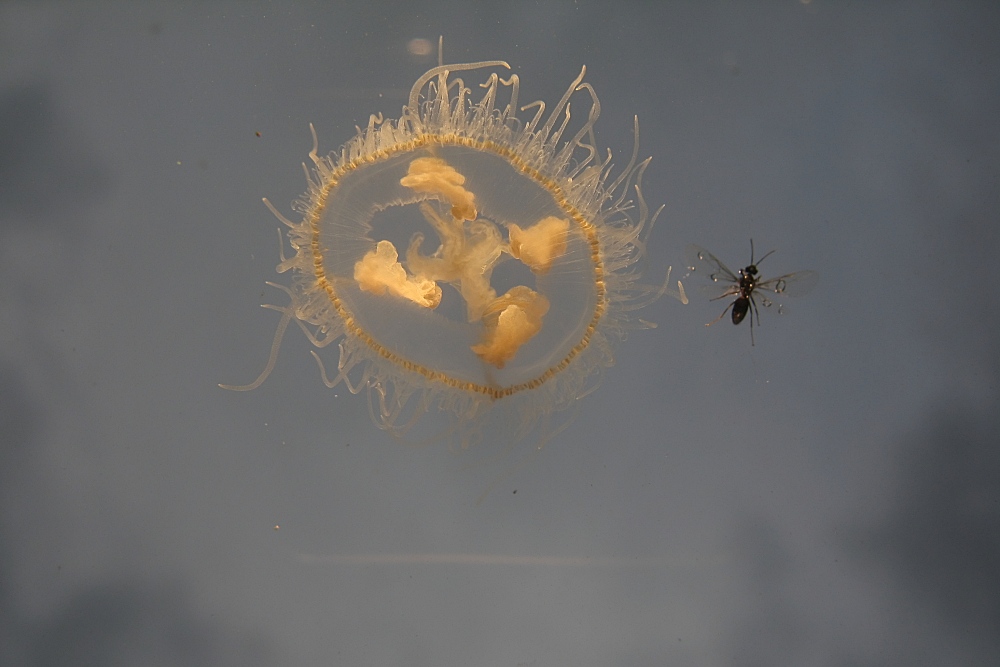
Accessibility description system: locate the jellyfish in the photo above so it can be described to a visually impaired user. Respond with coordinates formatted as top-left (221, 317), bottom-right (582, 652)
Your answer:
top-left (222, 52), bottom-right (685, 445)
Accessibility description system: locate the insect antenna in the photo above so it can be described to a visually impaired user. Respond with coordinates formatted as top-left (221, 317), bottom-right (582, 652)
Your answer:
top-left (749, 238), bottom-right (775, 267)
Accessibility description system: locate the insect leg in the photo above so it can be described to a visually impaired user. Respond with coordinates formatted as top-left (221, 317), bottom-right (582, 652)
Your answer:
top-left (707, 301), bottom-right (734, 327)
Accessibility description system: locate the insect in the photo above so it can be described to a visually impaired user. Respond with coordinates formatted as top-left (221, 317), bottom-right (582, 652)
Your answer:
top-left (685, 240), bottom-right (818, 345)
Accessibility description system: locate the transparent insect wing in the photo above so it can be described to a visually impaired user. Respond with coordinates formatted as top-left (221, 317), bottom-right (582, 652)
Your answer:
top-left (685, 244), bottom-right (740, 300)
top-left (757, 269), bottom-right (819, 298)
top-left (753, 269), bottom-right (819, 315)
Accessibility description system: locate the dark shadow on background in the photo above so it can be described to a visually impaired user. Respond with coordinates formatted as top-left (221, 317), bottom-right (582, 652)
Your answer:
top-left (0, 365), bottom-right (275, 667)
top-left (0, 81), bottom-right (109, 229)
top-left (726, 518), bottom-right (809, 667)
top-left (28, 582), bottom-right (273, 667)
top-left (0, 365), bottom-right (38, 666)
top-left (0, 93), bottom-right (272, 660)
top-left (853, 398), bottom-right (1000, 665)
top-left (0, 79), bottom-right (113, 406)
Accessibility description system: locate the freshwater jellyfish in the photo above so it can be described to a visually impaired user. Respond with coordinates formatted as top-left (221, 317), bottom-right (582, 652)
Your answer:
top-left (222, 54), bottom-right (685, 445)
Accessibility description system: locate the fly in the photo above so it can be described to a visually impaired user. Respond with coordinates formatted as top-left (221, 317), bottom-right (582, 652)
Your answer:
top-left (685, 240), bottom-right (818, 345)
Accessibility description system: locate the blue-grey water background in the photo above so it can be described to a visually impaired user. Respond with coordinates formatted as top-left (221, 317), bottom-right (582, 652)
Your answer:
top-left (2, 2), bottom-right (998, 665)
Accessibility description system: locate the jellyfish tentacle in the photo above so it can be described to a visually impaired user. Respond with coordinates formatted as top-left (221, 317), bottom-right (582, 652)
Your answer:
top-left (219, 303), bottom-right (293, 392)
